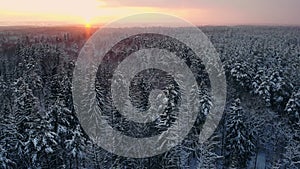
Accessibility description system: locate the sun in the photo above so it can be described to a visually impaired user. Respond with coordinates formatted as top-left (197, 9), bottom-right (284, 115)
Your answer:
top-left (85, 22), bottom-right (91, 28)
top-left (84, 17), bottom-right (92, 28)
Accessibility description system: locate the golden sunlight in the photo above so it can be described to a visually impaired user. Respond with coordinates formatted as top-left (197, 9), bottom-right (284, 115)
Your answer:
top-left (85, 23), bottom-right (91, 28)
top-left (0, 0), bottom-right (192, 26)
top-left (84, 17), bottom-right (92, 28)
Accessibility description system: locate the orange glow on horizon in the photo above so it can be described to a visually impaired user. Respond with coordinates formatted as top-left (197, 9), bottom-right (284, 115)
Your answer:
top-left (0, 0), bottom-right (203, 27)
top-left (0, 0), bottom-right (163, 26)
top-left (84, 16), bottom-right (92, 28)
top-left (1, 0), bottom-right (299, 26)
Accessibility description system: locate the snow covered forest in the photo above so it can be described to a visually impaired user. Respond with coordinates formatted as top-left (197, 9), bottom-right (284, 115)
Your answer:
top-left (0, 26), bottom-right (299, 168)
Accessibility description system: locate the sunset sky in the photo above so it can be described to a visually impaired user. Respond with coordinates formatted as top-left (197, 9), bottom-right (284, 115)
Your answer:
top-left (0, 0), bottom-right (299, 26)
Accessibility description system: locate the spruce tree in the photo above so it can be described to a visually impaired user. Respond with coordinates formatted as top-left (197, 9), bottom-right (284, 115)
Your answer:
top-left (225, 99), bottom-right (255, 168)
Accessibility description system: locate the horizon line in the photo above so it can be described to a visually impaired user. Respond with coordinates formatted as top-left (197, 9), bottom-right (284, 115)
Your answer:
top-left (1, 23), bottom-right (300, 28)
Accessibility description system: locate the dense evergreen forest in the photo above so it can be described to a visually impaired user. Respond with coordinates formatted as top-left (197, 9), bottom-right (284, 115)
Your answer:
top-left (0, 26), bottom-right (299, 168)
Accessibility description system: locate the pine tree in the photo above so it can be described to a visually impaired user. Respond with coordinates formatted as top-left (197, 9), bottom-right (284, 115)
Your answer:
top-left (47, 99), bottom-right (74, 167)
top-left (281, 140), bottom-right (300, 169)
top-left (276, 131), bottom-right (300, 169)
top-left (23, 109), bottom-right (59, 168)
top-left (285, 89), bottom-right (300, 125)
top-left (65, 124), bottom-right (87, 169)
top-left (0, 105), bottom-right (19, 169)
top-left (228, 61), bottom-right (253, 88)
top-left (252, 70), bottom-right (272, 107)
top-left (195, 141), bottom-right (222, 168)
top-left (225, 99), bottom-right (255, 168)
top-left (12, 77), bottom-right (41, 167)
top-left (199, 86), bottom-right (212, 117)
